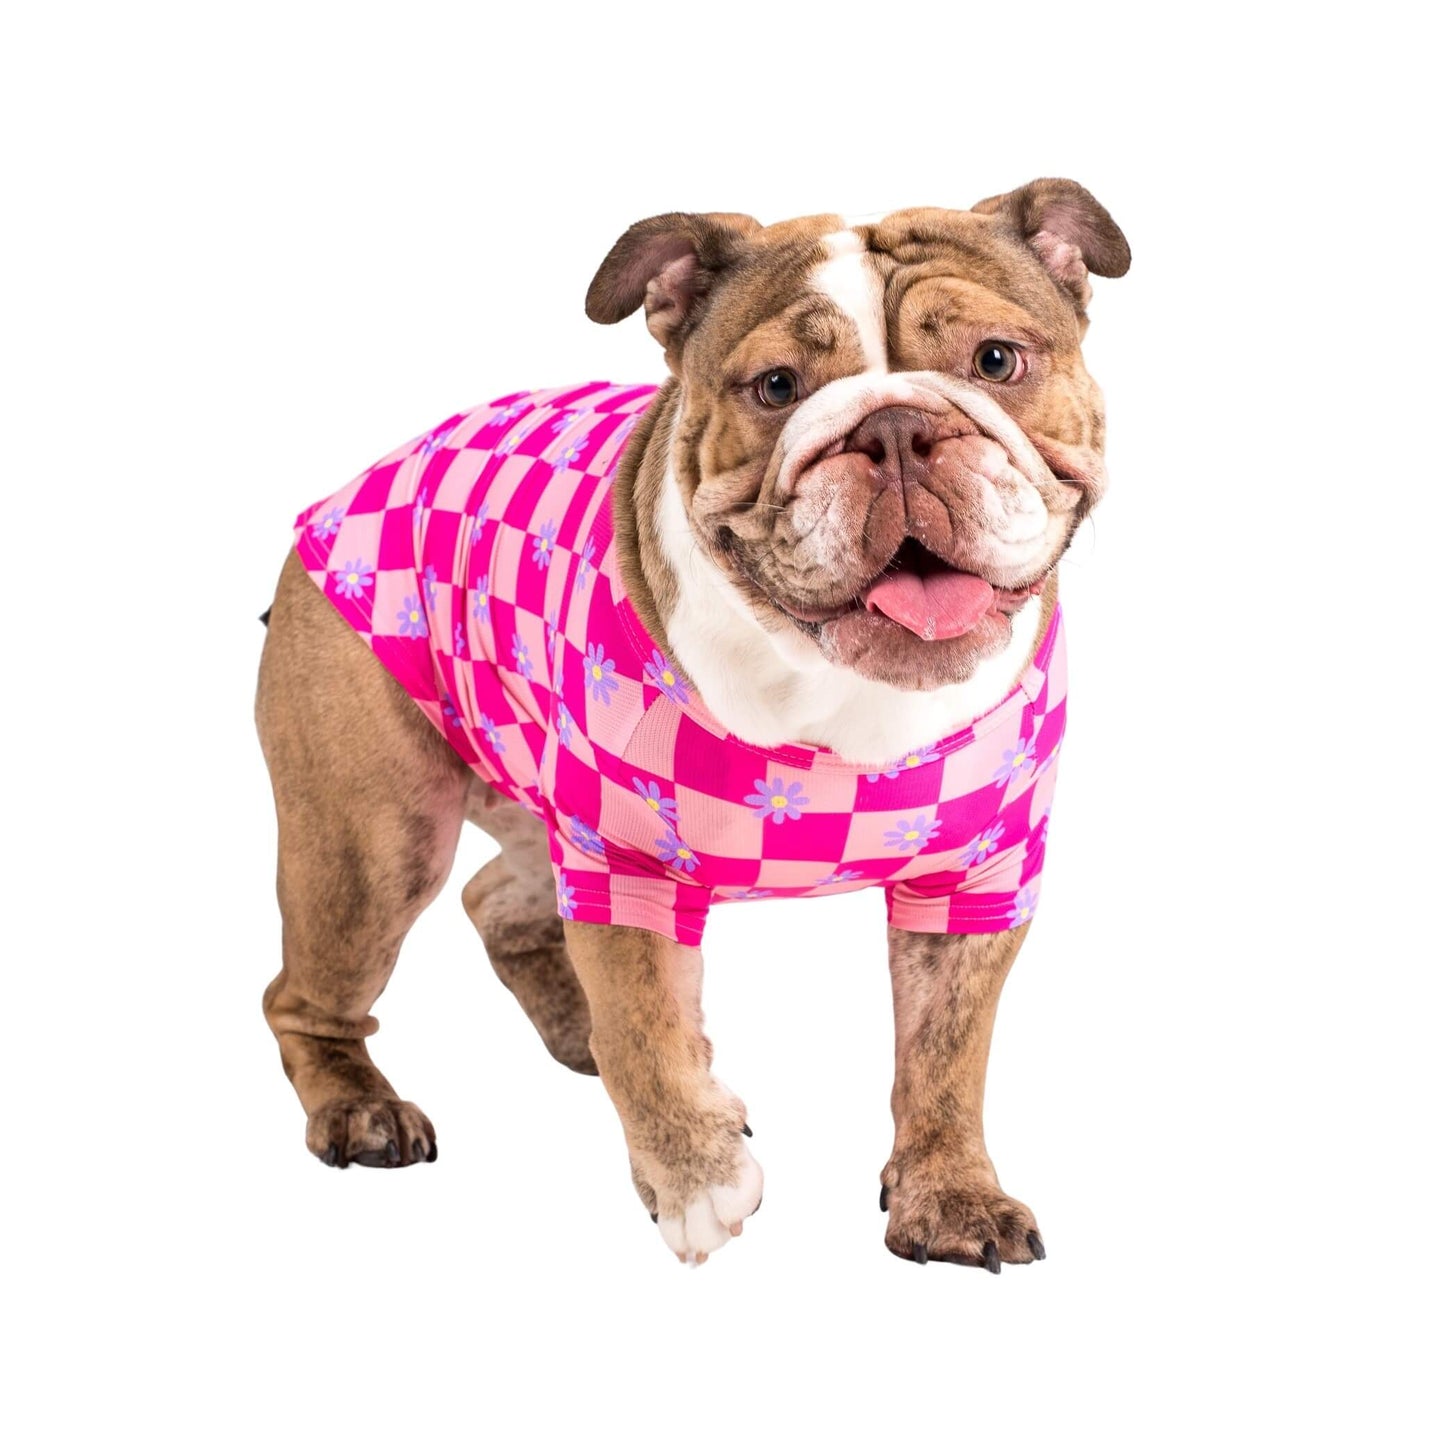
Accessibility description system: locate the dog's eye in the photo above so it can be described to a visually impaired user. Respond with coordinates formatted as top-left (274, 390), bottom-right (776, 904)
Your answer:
top-left (973, 342), bottom-right (1021, 383)
top-left (756, 369), bottom-right (800, 408)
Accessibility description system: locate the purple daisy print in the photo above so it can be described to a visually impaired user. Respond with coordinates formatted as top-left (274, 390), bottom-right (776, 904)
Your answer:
top-left (423, 563), bottom-right (439, 608)
top-left (556, 701), bottom-right (574, 747)
top-left (744, 777), bottom-right (809, 824)
top-left (1008, 887), bottom-right (1038, 926)
top-left (310, 506), bottom-right (343, 541)
top-left (419, 424), bottom-right (455, 456)
top-left (441, 691), bottom-right (462, 729)
top-left (556, 874), bottom-right (577, 921)
top-left (884, 814), bottom-right (942, 851)
top-left (632, 777), bottom-right (679, 823)
top-left (573, 537), bottom-right (596, 595)
top-left (1035, 741), bottom-right (1061, 777)
top-left (814, 868), bottom-right (865, 887)
top-left (957, 821), bottom-right (1007, 869)
top-left (723, 887), bottom-right (772, 901)
top-left (453, 621), bottom-right (466, 657)
top-left (993, 735), bottom-right (1037, 787)
top-left (471, 500), bottom-right (490, 544)
top-left (412, 489), bottom-right (428, 529)
top-left (532, 518), bottom-right (558, 569)
top-left (471, 574), bottom-right (490, 624)
top-left (480, 714), bottom-right (505, 753)
top-left (566, 815), bottom-right (606, 858)
top-left (545, 609), bottom-right (559, 665)
top-left (397, 595), bottom-right (427, 638)
top-left (585, 643), bottom-right (619, 704)
top-left (655, 829), bottom-right (700, 874)
top-left (489, 401), bottom-right (523, 428)
top-left (511, 633), bottom-right (534, 679)
top-left (552, 438), bottom-right (585, 474)
top-left (332, 559), bottom-right (373, 600)
top-left (643, 649), bottom-right (690, 705)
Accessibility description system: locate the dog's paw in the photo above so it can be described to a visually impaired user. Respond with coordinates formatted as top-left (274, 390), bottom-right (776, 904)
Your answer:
top-left (306, 1098), bottom-right (437, 1168)
top-left (630, 1107), bottom-right (763, 1265)
top-left (881, 1162), bottom-right (1043, 1271)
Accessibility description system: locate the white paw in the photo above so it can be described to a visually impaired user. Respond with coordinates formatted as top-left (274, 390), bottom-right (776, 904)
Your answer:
top-left (655, 1142), bottom-right (763, 1265)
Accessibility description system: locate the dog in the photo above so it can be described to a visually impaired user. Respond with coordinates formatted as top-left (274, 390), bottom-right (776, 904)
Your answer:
top-left (254, 178), bottom-right (1130, 1268)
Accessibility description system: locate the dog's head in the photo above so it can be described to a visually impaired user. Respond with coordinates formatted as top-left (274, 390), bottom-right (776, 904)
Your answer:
top-left (586, 180), bottom-right (1129, 691)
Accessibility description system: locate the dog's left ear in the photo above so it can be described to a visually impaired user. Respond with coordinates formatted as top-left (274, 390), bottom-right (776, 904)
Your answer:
top-left (585, 211), bottom-right (762, 359)
top-left (973, 178), bottom-right (1130, 311)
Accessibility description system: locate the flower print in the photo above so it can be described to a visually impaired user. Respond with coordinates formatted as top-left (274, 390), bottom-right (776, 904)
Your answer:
top-left (545, 608), bottom-right (560, 665)
top-left (556, 701), bottom-right (574, 747)
top-left (310, 506), bottom-right (343, 541)
top-left (471, 500), bottom-right (490, 543)
top-left (490, 401), bottom-right (523, 428)
top-left (551, 438), bottom-right (585, 473)
top-left (865, 763), bottom-right (901, 782)
top-left (723, 887), bottom-right (772, 901)
top-left (511, 633), bottom-right (534, 679)
top-left (532, 518), bottom-right (558, 569)
top-left (332, 559), bottom-right (374, 600)
top-left (453, 620), bottom-right (466, 657)
top-left (550, 411), bottom-right (578, 434)
top-left (814, 868), bottom-right (865, 887)
top-left (884, 814), bottom-right (942, 852)
top-left (585, 643), bottom-right (619, 704)
top-left (556, 873), bottom-right (577, 921)
top-left (1008, 887), bottom-right (1038, 927)
top-left (397, 594), bottom-right (427, 638)
top-left (957, 821), bottom-right (1007, 869)
top-left (480, 714), bottom-right (505, 753)
top-left (643, 649), bottom-right (690, 705)
top-left (441, 691), bottom-right (462, 729)
top-left (573, 536), bottom-right (597, 595)
top-left (566, 815), bottom-right (606, 858)
top-left (1035, 740), bottom-right (1061, 777)
top-left (865, 745), bottom-right (942, 782)
top-left (632, 777), bottom-right (679, 823)
top-left (744, 777), bottom-right (810, 824)
top-left (992, 734), bottom-right (1038, 788)
top-left (419, 424), bottom-right (455, 456)
top-left (423, 563), bottom-right (439, 608)
top-left (656, 828), bottom-right (700, 874)
top-left (471, 573), bottom-right (491, 624)
top-left (495, 430), bottom-right (519, 456)
top-left (1036, 809), bottom-right (1051, 847)
top-left (413, 489), bottom-right (428, 529)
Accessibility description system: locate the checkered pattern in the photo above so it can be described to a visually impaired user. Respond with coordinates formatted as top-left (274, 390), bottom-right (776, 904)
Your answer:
top-left (293, 381), bottom-right (1068, 946)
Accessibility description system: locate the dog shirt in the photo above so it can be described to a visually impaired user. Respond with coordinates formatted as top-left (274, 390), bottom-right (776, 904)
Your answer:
top-left (292, 381), bottom-right (1067, 947)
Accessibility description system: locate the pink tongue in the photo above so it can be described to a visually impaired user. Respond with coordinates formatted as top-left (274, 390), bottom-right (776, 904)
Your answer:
top-left (863, 571), bottom-right (997, 640)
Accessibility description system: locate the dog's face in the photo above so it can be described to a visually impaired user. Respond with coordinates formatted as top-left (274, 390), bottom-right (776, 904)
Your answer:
top-left (586, 180), bottom-right (1129, 691)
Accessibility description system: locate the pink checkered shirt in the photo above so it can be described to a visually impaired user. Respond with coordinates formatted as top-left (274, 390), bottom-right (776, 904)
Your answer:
top-left (293, 381), bottom-right (1067, 946)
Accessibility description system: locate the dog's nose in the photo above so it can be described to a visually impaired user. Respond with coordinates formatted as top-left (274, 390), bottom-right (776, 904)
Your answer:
top-left (843, 407), bottom-right (939, 484)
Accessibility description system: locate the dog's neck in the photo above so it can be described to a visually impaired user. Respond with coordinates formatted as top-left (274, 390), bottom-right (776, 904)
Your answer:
top-left (614, 383), bottom-right (1050, 768)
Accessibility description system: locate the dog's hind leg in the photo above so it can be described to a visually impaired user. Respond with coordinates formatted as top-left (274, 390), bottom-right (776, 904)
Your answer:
top-left (255, 550), bottom-right (471, 1167)
top-left (461, 794), bottom-right (597, 1075)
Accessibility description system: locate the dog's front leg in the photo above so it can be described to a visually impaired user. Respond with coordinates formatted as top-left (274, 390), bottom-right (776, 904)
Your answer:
top-left (881, 924), bottom-right (1047, 1271)
top-left (563, 920), bottom-right (762, 1264)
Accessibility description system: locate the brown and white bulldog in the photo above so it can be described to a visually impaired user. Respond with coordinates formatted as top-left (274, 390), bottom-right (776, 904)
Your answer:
top-left (254, 177), bottom-right (1129, 1268)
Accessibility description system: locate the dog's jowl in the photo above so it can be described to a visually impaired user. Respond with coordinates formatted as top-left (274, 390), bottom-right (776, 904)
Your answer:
top-left (254, 179), bottom-right (1129, 1267)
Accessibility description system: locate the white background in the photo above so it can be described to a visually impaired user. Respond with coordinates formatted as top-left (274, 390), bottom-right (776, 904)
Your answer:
top-left (5, 3), bottom-right (1440, 1440)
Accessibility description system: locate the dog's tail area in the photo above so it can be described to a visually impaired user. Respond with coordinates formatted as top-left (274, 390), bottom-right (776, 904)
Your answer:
top-left (259, 607), bottom-right (272, 627)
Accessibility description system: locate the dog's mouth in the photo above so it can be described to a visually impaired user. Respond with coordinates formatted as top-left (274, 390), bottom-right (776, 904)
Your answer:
top-left (778, 537), bottom-right (1045, 641)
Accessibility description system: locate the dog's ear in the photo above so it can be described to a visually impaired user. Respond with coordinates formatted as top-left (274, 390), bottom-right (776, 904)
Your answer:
top-left (585, 212), bottom-right (762, 354)
top-left (972, 179), bottom-right (1130, 311)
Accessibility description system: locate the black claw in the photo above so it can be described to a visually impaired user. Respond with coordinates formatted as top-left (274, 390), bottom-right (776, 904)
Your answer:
top-left (880, 1185), bottom-right (890, 1212)
top-left (741, 1122), bottom-right (753, 1137)
top-left (426, 1139), bottom-right (438, 1163)
top-left (323, 1144), bottom-right (339, 1168)
top-left (911, 1241), bottom-right (928, 1265)
top-left (384, 1139), bottom-right (400, 1165)
top-left (982, 1241), bottom-right (1002, 1274)
top-left (412, 1138), bottom-right (427, 1162)
top-left (650, 1211), bottom-right (659, 1223)
top-left (1026, 1230), bottom-right (1046, 1261)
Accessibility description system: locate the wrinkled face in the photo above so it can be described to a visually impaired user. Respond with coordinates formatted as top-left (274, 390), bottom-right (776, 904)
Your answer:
top-left (589, 189), bottom-right (1128, 690)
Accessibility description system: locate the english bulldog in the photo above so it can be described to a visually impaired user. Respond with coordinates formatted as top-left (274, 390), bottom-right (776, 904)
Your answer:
top-left (254, 177), bottom-right (1130, 1268)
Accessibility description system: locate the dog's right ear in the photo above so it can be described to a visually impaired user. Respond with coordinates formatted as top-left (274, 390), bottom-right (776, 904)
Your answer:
top-left (585, 212), bottom-right (761, 356)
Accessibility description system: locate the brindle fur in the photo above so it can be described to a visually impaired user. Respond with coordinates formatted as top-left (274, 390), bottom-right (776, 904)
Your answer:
top-left (255, 180), bottom-right (1126, 1264)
